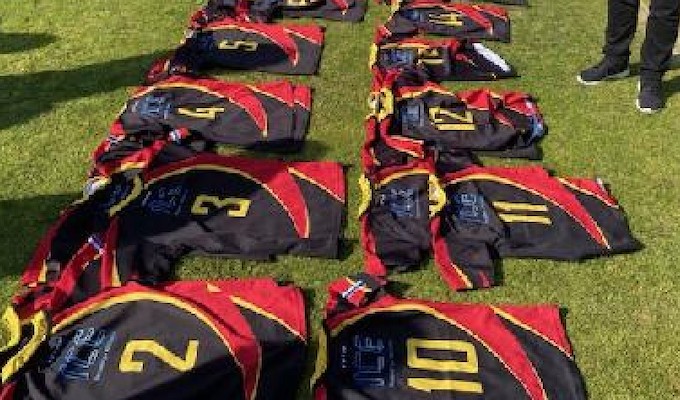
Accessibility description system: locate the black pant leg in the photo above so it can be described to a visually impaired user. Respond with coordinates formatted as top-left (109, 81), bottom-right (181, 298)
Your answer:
top-left (603, 0), bottom-right (640, 62)
top-left (640, 0), bottom-right (680, 79)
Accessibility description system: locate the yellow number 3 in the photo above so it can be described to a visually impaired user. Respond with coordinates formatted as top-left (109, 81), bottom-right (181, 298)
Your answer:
top-left (406, 338), bottom-right (483, 394)
top-left (119, 340), bottom-right (199, 373)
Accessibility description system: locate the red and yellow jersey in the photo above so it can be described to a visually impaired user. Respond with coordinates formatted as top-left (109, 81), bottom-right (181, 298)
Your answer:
top-left (362, 70), bottom-right (545, 171)
top-left (146, 17), bottom-right (325, 83)
top-left (193, 0), bottom-right (367, 24)
top-left (93, 76), bottom-right (311, 175)
top-left (20, 154), bottom-right (346, 306)
top-left (313, 274), bottom-right (586, 399)
top-left (371, 34), bottom-right (516, 82)
top-left (434, 165), bottom-right (641, 290)
top-left (1, 279), bottom-right (307, 400)
top-left (358, 163), bottom-right (641, 291)
top-left (381, 1), bottom-right (511, 43)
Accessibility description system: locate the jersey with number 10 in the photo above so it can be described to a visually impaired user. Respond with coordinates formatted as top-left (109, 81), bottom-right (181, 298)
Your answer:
top-left (313, 276), bottom-right (586, 399)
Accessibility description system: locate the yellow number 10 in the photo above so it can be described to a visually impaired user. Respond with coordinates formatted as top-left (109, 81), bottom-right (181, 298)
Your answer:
top-left (406, 338), bottom-right (483, 394)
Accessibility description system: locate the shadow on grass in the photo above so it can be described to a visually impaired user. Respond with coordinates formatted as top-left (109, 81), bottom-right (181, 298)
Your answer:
top-left (0, 193), bottom-right (79, 279)
top-left (0, 51), bottom-right (166, 131)
top-left (664, 73), bottom-right (680, 100)
top-left (0, 32), bottom-right (57, 54)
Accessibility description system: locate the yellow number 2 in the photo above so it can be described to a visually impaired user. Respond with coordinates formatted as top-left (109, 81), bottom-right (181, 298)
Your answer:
top-left (406, 338), bottom-right (483, 394)
top-left (119, 340), bottom-right (199, 373)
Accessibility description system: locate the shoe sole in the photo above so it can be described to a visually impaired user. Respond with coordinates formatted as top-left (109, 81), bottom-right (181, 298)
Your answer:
top-left (635, 99), bottom-right (661, 114)
top-left (636, 81), bottom-right (662, 114)
top-left (576, 69), bottom-right (630, 86)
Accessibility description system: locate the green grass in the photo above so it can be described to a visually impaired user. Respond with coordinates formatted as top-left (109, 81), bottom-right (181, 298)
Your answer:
top-left (1, 0), bottom-right (680, 398)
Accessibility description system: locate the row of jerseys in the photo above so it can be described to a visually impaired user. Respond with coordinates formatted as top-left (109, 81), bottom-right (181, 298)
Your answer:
top-left (358, 69), bottom-right (640, 292)
top-left (144, 0), bottom-right (523, 81)
top-left (1, 275), bottom-right (586, 399)
top-left (359, 0), bottom-right (642, 291)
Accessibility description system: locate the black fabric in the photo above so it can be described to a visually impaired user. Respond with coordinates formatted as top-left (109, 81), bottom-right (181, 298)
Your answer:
top-left (383, 2), bottom-right (511, 42)
top-left (374, 39), bottom-right (516, 81)
top-left (603, 0), bottom-right (680, 78)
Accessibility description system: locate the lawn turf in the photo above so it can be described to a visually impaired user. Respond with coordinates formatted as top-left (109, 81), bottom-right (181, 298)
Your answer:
top-left (1, 0), bottom-right (680, 398)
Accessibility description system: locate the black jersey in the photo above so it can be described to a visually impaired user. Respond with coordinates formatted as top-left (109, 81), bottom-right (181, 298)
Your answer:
top-left (21, 154), bottom-right (346, 296)
top-left (193, 0), bottom-right (367, 23)
top-left (434, 165), bottom-right (642, 290)
top-left (382, 1), bottom-right (511, 42)
top-left (313, 274), bottom-right (586, 399)
top-left (1, 279), bottom-right (307, 400)
top-left (146, 17), bottom-right (324, 83)
top-left (371, 35), bottom-right (516, 81)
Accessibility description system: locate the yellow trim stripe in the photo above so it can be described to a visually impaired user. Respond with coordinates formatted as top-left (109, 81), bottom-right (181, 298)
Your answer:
top-left (134, 82), bottom-right (228, 101)
top-left (557, 178), bottom-right (620, 209)
top-left (288, 167), bottom-right (345, 204)
top-left (377, 168), bottom-right (431, 188)
top-left (2, 311), bottom-right (48, 384)
top-left (498, 214), bottom-right (552, 225)
top-left (491, 307), bottom-right (572, 359)
top-left (0, 307), bottom-right (21, 354)
top-left (492, 201), bottom-right (548, 212)
top-left (230, 296), bottom-right (306, 342)
top-left (109, 175), bottom-right (143, 217)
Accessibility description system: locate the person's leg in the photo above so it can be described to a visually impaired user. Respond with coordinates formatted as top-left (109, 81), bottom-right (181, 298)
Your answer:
top-left (637, 0), bottom-right (680, 112)
top-left (603, 0), bottom-right (641, 63)
top-left (640, 0), bottom-right (680, 79)
top-left (578, 0), bottom-right (639, 84)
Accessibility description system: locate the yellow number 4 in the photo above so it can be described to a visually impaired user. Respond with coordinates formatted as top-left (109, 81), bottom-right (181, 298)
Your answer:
top-left (119, 340), bottom-right (199, 373)
top-left (177, 107), bottom-right (225, 120)
top-left (406, 338), bottom-right (483, 394)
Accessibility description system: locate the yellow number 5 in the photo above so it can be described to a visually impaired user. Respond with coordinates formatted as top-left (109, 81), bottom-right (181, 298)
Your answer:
top-left (119, 340), bottom-right (199, 373)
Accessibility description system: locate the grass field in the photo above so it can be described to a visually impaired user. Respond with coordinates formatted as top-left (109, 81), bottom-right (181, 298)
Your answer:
top-left (1, 1), bottom-right (680, 398)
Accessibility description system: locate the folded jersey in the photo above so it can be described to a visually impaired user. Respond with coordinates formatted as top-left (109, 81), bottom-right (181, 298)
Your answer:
top-left (1, 279), bottom-right (307, 400)
top-left (382, 1), bottom-right (511, 42)
top-left (146, 18), bottom-right (324, 83)
top-left (21, 154), bottom-right (346, 300)
top-left (363, 69), bottom-right (545, 169)
top-left (377, 0), bottom-right (528, 7)
top-left (434, 165), bottom-right (642, 290)
top-left (92, 76), bottom-right (312, 178)
top-left (312, 274), bottom-right (587, 399)
top-left (359, 164), bottom-right (641, 291)
top-left (191, 0), bottom-right (367, 23)
top-left (371, 35), bottom-right (516, 81)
